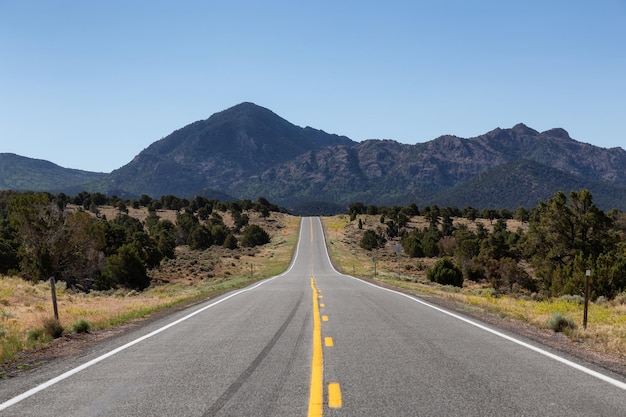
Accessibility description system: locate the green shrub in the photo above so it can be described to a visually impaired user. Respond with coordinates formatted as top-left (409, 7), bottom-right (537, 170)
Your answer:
top-left (547, 312), bottom-right (577, 333)
top-left (223, 233), bottom-right (238, 250)
top-left (240, 225), bottom-right (270, 248)
top-left (1, 335), bottom-right (23, 362)
top-left (360, 230), bottom-right (385, 251)
top-left (27, 327), bottom-right (46, 342)
top-left (427, 257), bottom-right (463, 287)
top-left (558, 294), bottom-right (585, 305)
top-left (101, 244), bottom-right (150, 290)
top-left (72, 319), bottom-right (91, 334)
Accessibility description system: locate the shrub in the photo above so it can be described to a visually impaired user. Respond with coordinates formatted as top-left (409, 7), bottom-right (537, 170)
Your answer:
top-left (27, 327), bottom-right (47, 342)
top-left (240, 225), bottom-right (270, 248)
top-left (43, 318), bottom-right (64, 339)
top-left (613, 292), bottom-right (626, 305)
top-left (72, 319), bottom-right (91, 334)
top-left (360, 230), bottom-right (385, 251)
top-left (558, 294), bottom-right (585, 305)
top-left (427, 257), bottom-right (463, 287)
top-left (223, 233), bottom-right (238, 250)
top-left (101, 244), bottom-right (150, 290)
top-left (547, 312), bottom-right (577, 333)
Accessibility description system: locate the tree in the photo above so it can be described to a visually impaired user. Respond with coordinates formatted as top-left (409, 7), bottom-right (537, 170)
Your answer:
top-left (523, 189), bottom-right (616, 296)
top-left (211, 224), bottom-right (229, 246)
top-left (240, 224), bottom-right (270, 247)
top-left (8, 193), bottom-right (107, 289)
top-left (223, 233), bottom-right (238, 250)
top-left (100, 244), bottom-right (149, 290)
top-left (401, 231), bottom-right (424, 258)
top-left (360, 230), bottom-right (385, 251)
top-left (0, 217), bottom-right (19, 274)
top-left (151, 220), bottom-right (176, 259)
top-left (189, 225), bottom-right (213, 250)
top-left (514, 206), bottom-right (529, 224)
top-left (8, 192), bottom-right (63, 281)
top-left (427, 257), bottom-right (463, 287)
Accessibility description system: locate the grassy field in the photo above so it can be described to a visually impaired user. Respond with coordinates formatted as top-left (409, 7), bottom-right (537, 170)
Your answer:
top-left (322, 214), bottom-right (626, 361)
top-left (0, 212), bottom-right (300, 374)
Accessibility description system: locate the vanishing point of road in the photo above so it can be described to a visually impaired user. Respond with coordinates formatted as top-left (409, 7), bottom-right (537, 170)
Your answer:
top-left (1, 217), bottom-right (625, 416)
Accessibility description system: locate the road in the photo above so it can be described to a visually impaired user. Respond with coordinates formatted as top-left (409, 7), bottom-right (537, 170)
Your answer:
top-left (1, 217), bottom-right (625, 416)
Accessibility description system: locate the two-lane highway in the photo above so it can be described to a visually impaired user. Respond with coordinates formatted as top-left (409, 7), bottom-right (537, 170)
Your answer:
top-left (1, 217), bottom-right (625, 416)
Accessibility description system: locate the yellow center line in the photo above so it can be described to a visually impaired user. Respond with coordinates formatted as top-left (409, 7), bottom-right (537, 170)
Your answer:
top-left (324, 337), bottom-right (334, 347)
top-left (308, 277), bottom-right (323, 417)
top-left (328, 383), bottom-right (342, 408)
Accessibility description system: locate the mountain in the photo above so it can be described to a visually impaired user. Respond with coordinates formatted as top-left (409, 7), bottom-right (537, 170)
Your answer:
top-left (101, 102), bottom-right (355, 197)
top-left (0, 153), bottom-right (106, 193)
top-left (237, 124), bottom-right (626, 210)
top-left (2, 102), bottom-right (626, 212)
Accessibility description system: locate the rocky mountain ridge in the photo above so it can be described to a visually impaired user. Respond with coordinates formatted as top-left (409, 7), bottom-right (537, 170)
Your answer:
top-left (2, 102), bottom-right (625, 212)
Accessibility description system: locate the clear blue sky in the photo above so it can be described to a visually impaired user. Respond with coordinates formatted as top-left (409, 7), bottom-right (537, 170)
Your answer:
top-left (1, 1), bottom-right (625, 173)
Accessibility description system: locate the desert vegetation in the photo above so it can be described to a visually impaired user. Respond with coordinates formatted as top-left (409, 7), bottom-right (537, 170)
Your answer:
top-left (324, 189), bottom-right (626, 362)
top-left (0, 190), bottom-right (295, 373)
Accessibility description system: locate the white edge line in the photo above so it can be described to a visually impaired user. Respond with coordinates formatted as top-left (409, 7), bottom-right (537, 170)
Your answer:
top-left (0, 218), bottom-right (305, 411)
top-left (315, 217), bottom-right (626, 391)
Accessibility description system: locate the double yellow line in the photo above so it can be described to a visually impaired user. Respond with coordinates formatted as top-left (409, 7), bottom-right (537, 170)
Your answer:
top-left (308, 277), bottom-right (324, 416)
top-left (308, 277), bottom-right (342, 416)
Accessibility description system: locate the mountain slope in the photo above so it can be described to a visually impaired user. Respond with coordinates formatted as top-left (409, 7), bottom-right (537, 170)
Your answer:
top-left (430, 159), bottom-right (626, 210)
top-left (238, 125), bottom-right (626, 209)
top-left (103, 102), bottom-right (355, 197)
top-left (2, 103), bottom-right (626, 212)
top-left (0, 153), bottom-right (106, 193)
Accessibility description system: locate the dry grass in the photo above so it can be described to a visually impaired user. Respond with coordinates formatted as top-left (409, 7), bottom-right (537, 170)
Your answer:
top-left (0, 212), bottom-right (300, 371)
top-left (321, 214), bottom-right (626, 362)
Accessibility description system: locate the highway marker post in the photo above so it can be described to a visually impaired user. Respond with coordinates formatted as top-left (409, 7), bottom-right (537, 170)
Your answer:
top-left (50, 277), bottom-right (59, 321)
top-left (583, 269), bottom-right (590, 329)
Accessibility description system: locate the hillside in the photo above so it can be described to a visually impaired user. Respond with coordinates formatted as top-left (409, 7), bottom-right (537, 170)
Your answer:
top-left (2, 103), bottom-right (626, 211)
top-left (101, 102), bottom-right (354, 197)
top-left (0, 153), bottom-right (106, 193)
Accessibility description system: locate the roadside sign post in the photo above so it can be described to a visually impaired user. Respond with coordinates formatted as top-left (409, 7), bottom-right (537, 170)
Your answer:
top-left (583, 269), bottom-right (591, 329)
top-left (393, 245), bottom-right (402, 278)
top-left (50, 277), bottom-right (59, 321)
top-left (372, 258), bottom-right (376, 277)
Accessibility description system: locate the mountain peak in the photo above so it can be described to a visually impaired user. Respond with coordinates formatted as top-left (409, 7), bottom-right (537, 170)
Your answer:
top-left (511, 123), bottom-right (539, 136)
top-left (542, 128), bottom-right (570, 140)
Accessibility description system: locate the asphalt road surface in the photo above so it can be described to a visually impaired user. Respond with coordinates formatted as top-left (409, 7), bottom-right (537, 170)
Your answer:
top-left (1, 217), bottom-right (625, 416)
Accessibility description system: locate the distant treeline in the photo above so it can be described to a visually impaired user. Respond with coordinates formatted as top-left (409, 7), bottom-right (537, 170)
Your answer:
top-left (0, 191), bottom-right (283, 292)
top-left (348, 190), bottom-right (626, 300)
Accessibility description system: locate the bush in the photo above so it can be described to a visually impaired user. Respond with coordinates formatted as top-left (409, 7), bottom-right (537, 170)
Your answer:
top-left (72, 319), bottom-right (91, 334)
top-left (614, 292), bottom-right (626, 305)
top-left (223, 233), bottom-right (238, 250)
top-left (43, 318), bottom-right (64, 339)
top-left (240, 225), bottom-right (270, 248)
top-left (101, 244), bottom-right (150, 290)
top-left (27, 327), bottom-right (46, 342)
top-left (547, 312), bottom-right (577, 333)
top-left (558, 294), bottom-right (585, 305)
top-left (360, 230), bottom-right (385, 251)
top-left (427, 257), bottom-right (463, 287)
